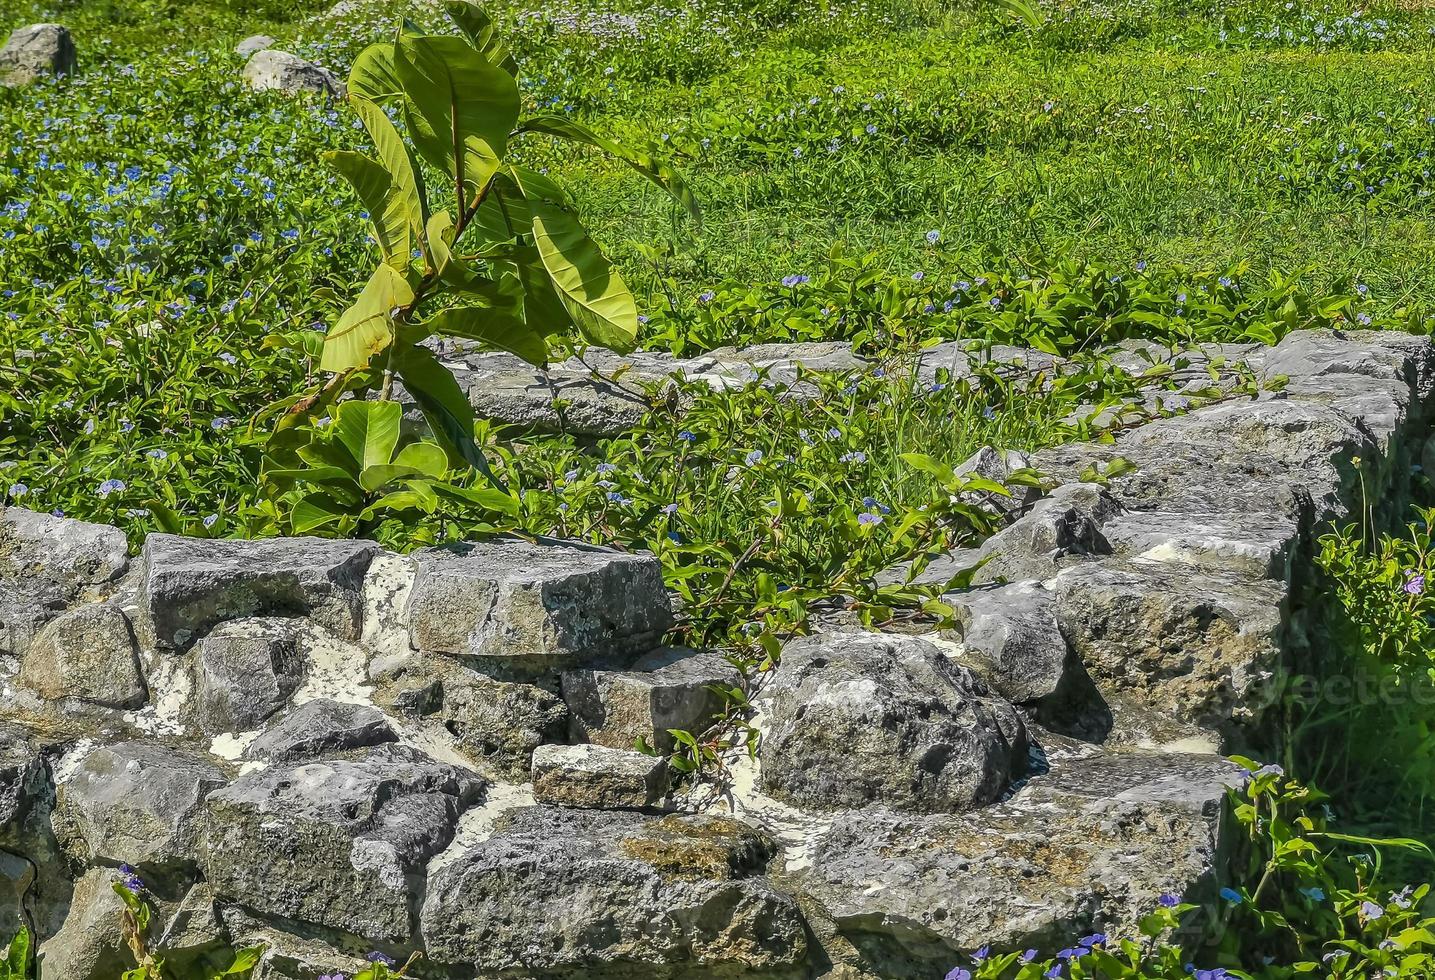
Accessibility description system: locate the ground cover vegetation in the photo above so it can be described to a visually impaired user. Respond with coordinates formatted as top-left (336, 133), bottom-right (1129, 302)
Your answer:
top-left (4, 0), bottom-right (1435, 975)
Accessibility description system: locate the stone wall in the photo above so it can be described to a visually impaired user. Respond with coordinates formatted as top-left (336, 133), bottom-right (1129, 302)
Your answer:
top-left (1, 329), bottom-right (1430, 978)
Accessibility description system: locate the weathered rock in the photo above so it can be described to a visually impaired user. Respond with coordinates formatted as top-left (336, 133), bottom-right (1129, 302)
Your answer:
top-left (943, 581), bottom-right (1069, 705)
top-left (244, 699), bottom-right (396, 761)
top-left (0, 723), bottom-right (68, 937)
top-left (17, 604), bottom-right (145, 708)
top-left (972, 483), bottom-right (1122, 586)
top-left (192, 618), bottom-right (305, 735)
top-left (142, 534), bottom-right (376, 650)
top-left (421, 807), bottom-right (809, 977)
top-left (0, 24), bottom-right (76, 86)
top-left (1053, 562), bottom-right (1285, 735)
top-left (157, 882), bottom-right (229, 969)
top-left (437, 672), bottom-right (567, 778)
top-left (798, 751), bottom-right (1241, 974)
top-left (240, 49), bottom-right (343, 96)
top-left (55, 741), bottom-right (225, 877)
top-left (0, 849), bottom-right (30, 940)
top-left (0, 507), bottom-right (128, 594)
top-left (953, 446), bottom-right (1040, 513)
top-left (198, 744), bottom-right (481, 942)
top-left (531, 743), bottom-right (670, 810)
top-left (563, 646), bottom-right (737, 753)
top-left (758, 633), bottom-right (1027, 813)
top-left (36, 868), bottom-right (129, 980)
top-left (1101, 508), bottom-right (1297, 581)
top-left (234, 34), bottom-right (274, 57)
top-left (0, 580), bottom-right (65, 657)
top-left (406, 538), bottom-right (672, 662)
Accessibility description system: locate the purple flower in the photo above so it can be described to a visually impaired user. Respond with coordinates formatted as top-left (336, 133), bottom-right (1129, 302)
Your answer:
top-left (96, 478), bottom-right (126, 498)
top-left (857, 512), bottom-right (883, 527)
top-left (780, 274), bottom-right (810, 288)
top-left (1361, 900), bottom-right (1385, 920)
top-left (1404, 571), bottom-right (1425, 595)
top-left (117, 863), bottom-right (143, 891)
top-left (677, 431), bottom-right (696, 442)
top-left (698, 290), bottom-right (715, 304)
top-left (944, 969), bottom-right (971, 980)
top-left (926, 230), bottom-right (941, 245)
top-left (745, 450), bottom-right (764, 466)
top-left (366, 952), bottom-right (397, 966)
top-left (1044, 967), bottom-right (1064, 979)
top-left (1158, 893), bottom-right (1181, 908)
top-left (1077, 933), bottom-right (1106, 948)
top-left (1191, 969), bottom-right (1232, 980)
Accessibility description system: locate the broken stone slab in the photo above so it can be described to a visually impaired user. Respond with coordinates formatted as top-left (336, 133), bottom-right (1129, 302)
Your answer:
top-left (242, 699), bottom-right (396, 762)
top-left (17, 604), bottom-right (146, 708)
top-left (562, 646), bottom-right (737, 753)
top-left (142, 534), bottom-right (377, 650)
top-left (0, 507), bottom-right (128, 595)
top-left (192, 618), bottom-right (305, 735)
top-left (240, 49), bottom-right (344, 96)
top-left (406, 538), bottom-right (673, 662)
top-left (797, 751), bottom-right (1241, 971)
top-left (1101, 508), bottom-right (1297, 581)
top-left (54, 741), bottom-right (226, 876)
top-left (0, 23), bottom-right (76, 86)
top-left (531, 743), bottom-right (670, 810)
top-left (421, 807), bottom-right (809, 977)
top-left (436, 671), bottom-right (568, 779)
top-left (942, 580), bottom-right (1069, 705)
top-left (198, 744), bottom-right (482, 942)
top-left (234, 34), bottom-right (274, 57)
top-left (1053, 562), bottom-right (1285, 737)
top-left (758, 632), bottom-right (1027, 814)
top-left (970, 483), bottom-right (1122, 586)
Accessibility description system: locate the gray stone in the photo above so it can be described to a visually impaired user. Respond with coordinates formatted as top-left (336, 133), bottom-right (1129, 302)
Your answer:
top-left (0, 580), bottom-right (64, 657)
top-left (0, 723), bottom-right (68, 937)
top-left (421, 807), bottom-right (809, 977)
top-left (563, 646), bottom-right (737, 753)
top-left (1101, 508), bottom-right (1297, 581)
top-left (799, 751), bottom-right (1241, 970)
top-left (0, 24), bottom-right (76, 86)
top-left (1053, 562), bottom-right (1286, 736)
top-left (240, 50), bottom-right (343, 97)
top-left (143, 534), bottom-right (377, 650)
top-left (971, 483), bottom-right (1122, 585)
top-left (193, 618), bottom-right (305, 735)
top-left (156, 882), bottom-right (228, 968)
top-left (531, 743), bottom-right (669, 810)
top-left (943, 581), bottom-right (1069, 704)
top-left (0, 850), bottom-right (32, 942)
top-left (953, 446), bottom-right (1040, 513)
top-left (199, 744), bottom-right (482, 942)
top-left (17, 604), bottom-right (145, 708)
top-left (437, 672), bottom-right (567, 778)
top-left (36, 868), bottom-right (129, 980)
top-left (0, 507), bottom-right (128, 595)
top-left (55, 741), bottom-right (225, 875)
top-left (244, 699), bottom-right (396, 761)
top-left (235, 34), bottom-right (274, 57)
top-left (406, 538), bottom-right (672, 661)
top-left (758, 633), bottom-right (1027, 813)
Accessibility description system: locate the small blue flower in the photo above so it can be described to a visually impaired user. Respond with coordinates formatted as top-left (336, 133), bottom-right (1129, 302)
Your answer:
top-left (944, 969), bottom-right (971, 980)
top-left (780, 274), bottom-right (810, 288)
top-left (1158, 893), bottom-right (1181, 907)
top-left (677, 430), bottom-right (697, 443)
top-left (365, 952), bottom-right (396, 966)
top-left (1219, 887), bottom-right (1243, 905)
top-left (925, 230), bottom-right (941, 245)
top-left (857, 512), bottom-right (883, 527)
top-left (1361, 900), bottom-right (1385, 920)
top-left (745, 450), bottom-right (764, 466)
top-left (971, 945), bottom-right (990, 962)
top-left (698, 290), bottom-right (715, 303)
top-left (7, 483), bottom-right (27, 498)
top-left (96, 478), bottom-right (126, 498)
top-left (1299, 887), bottom-right (1325, 902)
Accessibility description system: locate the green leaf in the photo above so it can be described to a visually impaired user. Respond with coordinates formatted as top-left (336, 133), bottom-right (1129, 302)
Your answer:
top-left (291, 494), bottom-right (350, 534)
top-left (320, 262), bottom-right (414, 373)
top-left (424, 305), bottom-right (548, 366)
top-left (518, 115), bottom-right (701, 227)
top-left (350, 96), bottom-right (428, 245)
top-left (335, 400), bottom-right (402, 473)
top-left (348, 41), bottom-right (404, 102)
top-left (445, 0), bottom-right (517, 73)
top-left (394, 34), bottom-right (518, 196)
top-left (432, 480), bottom-right (520, 516)
top-left (513, 167), bottom-right (640, 351)
top-left (323, 150), bottom-right (410, 270)
top-left (392, 343), bottom-right (504, 488)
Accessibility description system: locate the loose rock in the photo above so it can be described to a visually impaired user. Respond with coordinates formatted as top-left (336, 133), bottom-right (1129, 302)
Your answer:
top-left (240, 50), bottom-right (343, 97)
top-left (17, 604), bottom-right (145, 708)
top-left (192, 618), bottom-right (305, 735)
top-left (563, 646), bottom-right (737, 752)
top-left (531, 743), bottom-right (670, 810)
top-left (244, 698), bottom-right (396, 761)
top-left (0, 24), bottom-right (77, 86)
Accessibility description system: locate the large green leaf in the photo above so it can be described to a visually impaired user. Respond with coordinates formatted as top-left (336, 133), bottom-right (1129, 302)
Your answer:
top-left (464, 172), bottom-right (530, 252)
top-left (335, 400), bottom-right (402, 473)
top-left (513, 167), bottom-right (639, 351)
top-left (320, 263), bottom-right (415, 373)
top-left (519, 115), bottom-right (701, 227)
top-left (350, 96), bottom-right (428, 247)
top-left (394, 34), bottom-right (518, 197)
top-left (425, 305), bottom-right (548, 366)
top-left (393, 343), bottom-right (504, 487)
top-left (444, 0), bottom-right (517, 74)
top-left (508, 246), bottom-right (575, 336)
top-left (323, 150), bottom-right (410, 270)
top-left (348, 41), bottom-right (403, 102)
